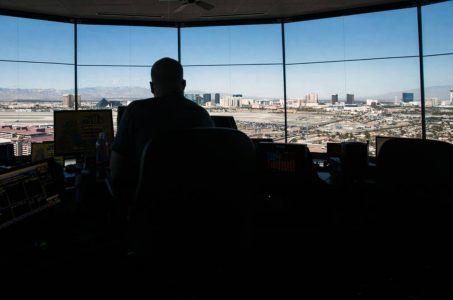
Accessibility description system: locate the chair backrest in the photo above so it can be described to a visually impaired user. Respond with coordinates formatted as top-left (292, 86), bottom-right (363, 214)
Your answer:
top-left (137, 127), bottom-right (255, 193)
top-left (211, 115), bottom-right (238, 130)
top-left (375, 138), bottom-right (453, 247)
top-left (133, 127), bottom-right (256, 265)
top-left (378, 138), bottom-right (453, 187)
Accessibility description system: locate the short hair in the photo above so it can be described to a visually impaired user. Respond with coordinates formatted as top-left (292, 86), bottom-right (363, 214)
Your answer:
top-left (151, 57), bottom-right (183, 83)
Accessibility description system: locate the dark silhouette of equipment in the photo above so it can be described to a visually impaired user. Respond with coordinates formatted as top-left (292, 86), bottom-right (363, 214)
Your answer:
top-left (375, 136), bottom-right (395, 157)
top-left (0, 160), bottom-right (61, 230)
top-left (0, 143), bottom-right (14, 165)
top-left (327, 142), bottom-right (342, 158)
top-left (340, 141), bottom-right (369, 182)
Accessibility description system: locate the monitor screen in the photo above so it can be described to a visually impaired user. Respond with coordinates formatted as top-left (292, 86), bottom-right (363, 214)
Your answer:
top-left (54, 110), bottom-right (114, 156)
top-left (376, 136), bottom-right (394, 157)
top-left (258, 143), bottom-right (310, 174)
top-left (0, 161), bottom-right (60, 229)
top-left (327, 142), bottom-right (342, 157)
top-left (211, 116), bottom-right (238, 130)
top-left (31, 142), bottom-right (54, 162)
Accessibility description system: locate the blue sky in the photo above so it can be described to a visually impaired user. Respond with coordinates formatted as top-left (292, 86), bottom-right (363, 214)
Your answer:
top-left (0, 1), bottom-right (452, 99)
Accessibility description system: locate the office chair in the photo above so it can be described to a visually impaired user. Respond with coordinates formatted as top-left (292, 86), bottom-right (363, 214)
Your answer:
top-left (376, 138), bottom-right (453, 272)
top-left (377, 138), bottom-right (453, 188)
top-left (210, 115), bottom-right (238, 130)
top-left (376, 137), bottom-right (453, 227)
top-left (132, 127), bottom-right (256, 277)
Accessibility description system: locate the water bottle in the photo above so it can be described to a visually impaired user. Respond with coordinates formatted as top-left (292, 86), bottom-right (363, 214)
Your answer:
top-left (96, 132), bottom-right (109, 181)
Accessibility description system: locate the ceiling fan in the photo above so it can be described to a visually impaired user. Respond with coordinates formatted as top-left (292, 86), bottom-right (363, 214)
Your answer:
top-left (160, 0), bottom-right (215, 13)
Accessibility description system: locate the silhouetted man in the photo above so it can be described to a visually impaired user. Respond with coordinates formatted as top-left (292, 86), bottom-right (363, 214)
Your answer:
top-left (110, 57), bottom-right (214, 208)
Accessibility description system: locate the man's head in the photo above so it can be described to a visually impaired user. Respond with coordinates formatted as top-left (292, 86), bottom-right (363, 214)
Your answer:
top-left (150, 57), bottom-right (186, 97)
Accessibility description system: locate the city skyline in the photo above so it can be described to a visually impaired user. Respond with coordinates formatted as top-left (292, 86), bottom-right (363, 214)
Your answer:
top-left (1, 83), bottom-right (453, 102)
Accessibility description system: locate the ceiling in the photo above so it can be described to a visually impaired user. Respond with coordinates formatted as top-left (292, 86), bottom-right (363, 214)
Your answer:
top-left (0, 0), bottom-right (439, 25)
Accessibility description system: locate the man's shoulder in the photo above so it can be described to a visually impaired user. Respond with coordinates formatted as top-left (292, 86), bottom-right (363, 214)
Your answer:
top-left (127, 98), bottom-right (154, 109)
top-left (180, 97), bottom-right (208, 109)
top-left (124, 98), bottom-right (158, 115)
top-left (128, 96), bottom-right (210, 117)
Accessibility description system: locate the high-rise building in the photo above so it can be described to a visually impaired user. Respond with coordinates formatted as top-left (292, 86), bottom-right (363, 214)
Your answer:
top-left (305, 92), bottom-right (318, 104)
top-left (185, 93), bottom-right (196, 102)
top-left (220, 96), bottom-right (240, 108)
top-left (195, 94), bottom-right (203, 105)
top-left (402, 92), bottom-right (414, 103)
top-left (214, 93), bottom-right (220, 105)
top-left (346, 94), bottom-right (354, 105)
top-left (240, 98), bottom-right (253, 107)
top-left (331, 94), bottom-right (338, 104)
top-left (13, 138), bottom-right (31, 156)
top-left (203, 93), bottom-right (211, 105)
top-left (366, 99), bottom-right (379, 106)
top-left (427, 97), bottom-right (441, 107)
top-left (62, 94), bottom-right (80, 108)
top-left (449, 89), bottom-right (453, 104)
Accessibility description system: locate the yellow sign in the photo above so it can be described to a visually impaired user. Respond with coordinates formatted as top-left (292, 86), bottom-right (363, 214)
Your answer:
top-left (54, 110), bottom-right (114, 156)
top-left (31, 142), bottom-right (54, 162)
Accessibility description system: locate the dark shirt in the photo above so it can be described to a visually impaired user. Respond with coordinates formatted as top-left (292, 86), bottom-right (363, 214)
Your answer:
top-left (112, 95), bottom-right (214, 168)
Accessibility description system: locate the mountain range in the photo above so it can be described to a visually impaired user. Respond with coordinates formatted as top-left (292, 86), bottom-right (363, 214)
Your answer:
top-left (0, 85), bottom-right (452, 102)
top-left (368, 85), bottom-right (453, 102)
top-left (0, 86), bottom-right (150, 101)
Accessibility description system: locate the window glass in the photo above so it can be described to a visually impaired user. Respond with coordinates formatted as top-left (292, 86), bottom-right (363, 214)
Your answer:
top-left (285, 8), bottom-right (421, 154)
top-left (423, 0), bottom-right (453, 143)
top-left (0, 16), bottom-right (74, 156)
top-left (182, 24), bottom-right (282, 65)
top-left (78, 25), bottom-right (178, 65)
top-left (0, 15), bottom-right (73, 63)
top-left (184, 65), bottom-right (285, 141)
top-left (181, 24), bottom-right (284, 141)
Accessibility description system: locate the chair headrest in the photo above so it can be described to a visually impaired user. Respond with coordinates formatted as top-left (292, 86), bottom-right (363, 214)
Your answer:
top-left (139, 127), bottom-right (256, 182)
top-left (377, 138), bottom-right (453, 185)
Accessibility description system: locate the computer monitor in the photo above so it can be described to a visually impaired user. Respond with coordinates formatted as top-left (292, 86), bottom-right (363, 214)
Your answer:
top-left (31, 141), bottom-right (54, 162)
top-left (0, 143), bottom-right (14, 164)
top-left (211, 116), bottom-right (238, 130)
top-left (257, 143), bottom-right (312, 175)
top-left (54, 110), bottom-right (114, 157)
top-left (327, 142), bottom-right (342, 157)
top-left (375, 136), bottom-right (395, 157)
top-left (0, 160), bottom-right (61, 229)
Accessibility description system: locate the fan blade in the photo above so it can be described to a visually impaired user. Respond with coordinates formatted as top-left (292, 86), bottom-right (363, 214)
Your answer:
top-left (174, 3), bottom-right (190, 13)
top-left (196, 0), bottom-right (214, 11)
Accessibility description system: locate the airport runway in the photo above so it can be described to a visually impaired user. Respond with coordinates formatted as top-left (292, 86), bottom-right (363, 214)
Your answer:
top-left (0, 111), bottom-right (54, 125)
